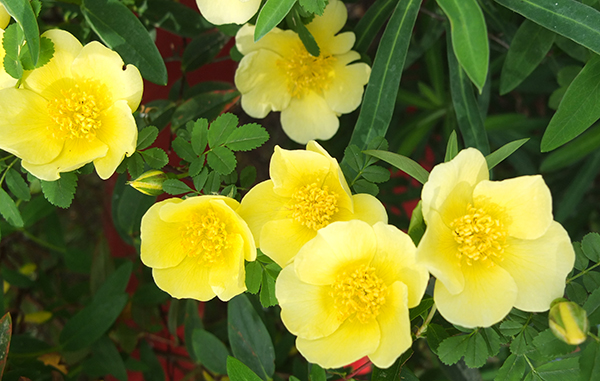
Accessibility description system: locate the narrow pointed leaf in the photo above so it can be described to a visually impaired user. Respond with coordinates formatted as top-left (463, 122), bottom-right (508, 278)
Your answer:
top-left (486, 138), bottom-right (529, 170)
top-left (437, 0), bottom-right (489, 92)
top-left (255, 0), bottom-right (297, 41)
top-left (0, 313), bottom-right (11, 379)
top-left (541, 55), bottom-right (600, 152)
top-left (495, 0), bottom-right (600, 57)
top-left (347, 0), bottom-right (423, 149)
top-left (363, 150), bottom-right (429, 184)
top-left (353, 0), bottom-right (397, 53)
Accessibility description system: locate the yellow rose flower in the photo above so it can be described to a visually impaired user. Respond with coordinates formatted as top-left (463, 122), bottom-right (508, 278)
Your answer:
top-left (234, 0), bottom-right (370, 144)
top-left (416, 148), bottom-right (575, 328)
top-left (237, 141), bottom-right (387, 267)
top-left (0, 4), bottom-right (9, 30)
top-left (196, 0), bottom-right (261, 25)
top-left (0, 29), bottom-right (143, 181)
top-left (276, 220), bottom-right (429, 369)
top-left (140, 195), bottom-right (256, 301)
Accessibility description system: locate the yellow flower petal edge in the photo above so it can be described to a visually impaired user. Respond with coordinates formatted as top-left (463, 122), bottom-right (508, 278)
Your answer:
top-left (276, 220), bottom-right (428, 369)
top-left (0, 29), bottom-right (143, 181)
top-left (140, 195), bottom-right (256, 302)
top-left (238, 141), bottom-right (387, 267)
top-left (0, 4), bottom-right (9, 30)
top-left (196, 0), bottom-right (261, 25)
top-left (416, 148), bottom-right (575, 328)
top-left (234, 0), bottom-right (370, 144)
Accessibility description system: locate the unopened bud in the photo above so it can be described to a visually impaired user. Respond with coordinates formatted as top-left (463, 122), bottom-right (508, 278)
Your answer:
top-left (127, 170), bottom-right (167, 196)
top-left (549, 300), bottom-right (588, 345)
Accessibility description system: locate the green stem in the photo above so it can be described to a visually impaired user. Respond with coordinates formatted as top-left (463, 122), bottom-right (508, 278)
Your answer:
top-left (415, 305), bottom-right (437, 338)
top-left (567, 261), bottom-right (600, 283)
top-left (523, 354), bottom-right (538, 376)
top-left (19, 230), bottom-right (66, 253)
top-left (0, 158), bottom-right (19, 187)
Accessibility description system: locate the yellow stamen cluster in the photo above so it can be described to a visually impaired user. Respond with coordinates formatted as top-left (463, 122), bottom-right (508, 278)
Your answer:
top-left (48, 81), bottom-right (105, 141)
top-left (290, 182), bottom-right (339, 230)
top-left (330, 264), bottom-right (387, 324)
top-left (451, 203), bottom-right (507, 266)
top-left (277, 45), bottom-right (337, 98)
top-left (181, 209), bottom-right (230, 265)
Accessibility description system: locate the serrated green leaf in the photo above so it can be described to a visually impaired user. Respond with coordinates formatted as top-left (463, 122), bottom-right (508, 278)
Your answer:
top-left (162, 179), bottom-right (193, 195)
top-left (192, 329), bottom-right (229, 375)
top-left (566, 281), bottom-right (587, 305)
top-left (140, 147), bottom-right (169, 169)
top-left (361, 165), bottom-right (390, 183)
top-left (191, 119), bottom-right (209, 155)
top-left (203, 170), bottom-right (221, 194)
top-left (207, 146), bottom-right (236, 175)
top-left (580, 340), bottom-right (600, 381)
top-left (584, 286), bottom-right (600, 326)
top-left (344, 145), bottom-right (363, 172)
top-left (81, 0), bottom-right (167, 85)
top-left (172, 90), bottom-right (240, 128)
top-left (486, 138), bottom-right (529, 170)
top-left (127, 152), bottom-right (144, 179)
top-left (245, 261), bottom-right (262, 294)
top-left (500, 20), bottom-right (555, 95)
top-left (189, 157), bottom-right (204, 177)
top-left (182, 31), bottom-right (229, 72)
top-left (533, 329), bottom-right (576, 359)
top-left (464, 331), bottom-right (490, 368)
top-left (193, 167), bottom-right (209, 191)
top-left (352, 179), bottom-right (379, 196)
top-left (259, 271), bottom-right (278, 308)
top-left (137, 126), bottom-right (159, 150)
top-left (510, 325), bottom-right (538, 355)
top-left (437, 0), bottom-right (489, 92)
top-left (298, 0), bottom-right (327, 15)
top-left (2, 23), bottom-right (24, 79)
top-left (582, 233), bottom-right (600, 262)
top-left (438, 335), bottom-right (470, 365)
top-left (494, 354), bottom-right (526, 381)
top-left (226, 356), bottom-right (263, 381)
top-left (536, 357), bottom-right (580, 380)
top-left (225, 123), bottom-right (269, 151)
top-left (1, 0), bottom-right (39, 66)
top-left (255, 0), bottom-right (297, 41)
top-left (19, 36), bottom-right (53, 71)
top-left (500, 320), bottom-right (524, 336)
top-left (172, 136), bottom-right (197, 162)
top-left (5, 168), bottom-right (29, 201)
top-left (541, 55), bottom-right (600, 152)
top-left (40, 172), bottom-right (77, 209)
top-left (208, 113), bottom-right (239, 148)
top-left (426, 323), bottom-right (450, 355)
top-left (363, 150), bottom-right (429, 184)
top-left (142, 0), bottom-right (207, 37)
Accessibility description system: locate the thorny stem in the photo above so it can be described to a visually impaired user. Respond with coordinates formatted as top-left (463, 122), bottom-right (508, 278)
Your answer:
top-left (415, 305), bottom-right (437, 339)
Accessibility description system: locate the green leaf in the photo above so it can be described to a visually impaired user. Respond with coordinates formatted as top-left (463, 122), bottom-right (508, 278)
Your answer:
top-left (162, 179), bottom-right (194, 195)
top-left (227, 356), bottom-right (263, 381)
top-left (172, 136), bottom-right (197, 162)
top-left (40, 172), bottom-right (78, 209)
top-left (438, 335), bottom-right (470, 366)
top-left (193, 167), bottom-right (210, 191)
top-left (137, 126), bottom-right (159, 150)
top-left (437, 0), bottom-right (489, 92)
top-left (494, 354), bottom-right (526, 381)
top-left (464, 328), bottom-right (500, 368)
top-left (500, 20), bottom-right (556, 95)
top-left (240, 166), bottom-right (257, 189)
top-left (409, 297), bottom-right (434, 321)
top-left (510, 325), bottom-right (538, 355)
top-left (192, 329), bottom-right (230, 374)
top-left (207, 146), bottom-right (237, 175)
top-left (182, 31), bottom-right (230, 72)
top-left (541, 124), bottom-right (600, 172)
top-left (111, 174), bottom-right (156, 244)
top-left (2, 267), bottom-right (33, 288)
top-left (94, 261), bottom-right (132, 302)
top-left (536, 357), bottom-right (579, 380)
top-left (371, 350), bottom-right (412, 381)
top-left (142, 0), bottom-right (207, 38)
top-left (81, 0), bottom-right (168, 85)
top-left (19, 36), bottom-right (53, 70)
top-left (446, 30), bottom-right (490, 155)
top-left (2, 23), bottom-right (24, 79)
top-left (566, 281), bottom-right (587, 305)
top-left (245, 261), bottom-right (262, 294)
top-left (140, 340), bottom-right (166, 381)
top-left (190, 119), bottom-right (209, 155)
top-left (5, 168), bottom-right (29, 201)
top-left (555, 151), bottom-right (600, 222)
top-left (171, 90), bottom-right (240, 128)
top-left (486, 138), bottom-right (529, 170)
top-left (0, 313), bottom-right (12, 379)
top-left (255, 0), bottom-right (297, 41)
top-left (189, 157), bottom-right (204, 177)
top-left (582, 233), bottom-right (600, 262)
top-left (532, 329), bottom-right (576, 359)
top-left (363, 150), bottom-right (429, 184)
top-left (259, 271), bottom-right (278, 308)
top-left (298, 0), bottom-right (328, 15)
top-left (0, 0), bottom-right (40, 65)
top-left (347, 0), bottom-right (422, 149)
top-left (361, 165), bottom-right (390, 183)
top-left (203, 170), bottom-right (221, 194)
top-left (584, 286), bottom-right (600, 326)
top-left (352, 179), bottom-right (379, 196)
top-left (82, 335), bottom-right (128, 381)
top-left (208, 113), bottom-right (239, 147)
top-left (184, 300), bottom-right (203, 360)
top-left (541, 55), bottom-right (600, 152)
top-left (426, 323), bottom-right (450, 355)
top-left (581, 341), bottom-right (600, 381)
top-left (127, 152), bottom-right (144, 179)
top-left (287, 7), bottom-right (320, 56)
top-left (445, 131), bottom-right (459, 162)
top-left (140, 147), bottom-right (169, 169)
top-left (228, 294), bottom-right (275, 379)
top-left (500, 320), bottom-right (524, 337)
top-left (353, 0), bottom-right (397, 53)
top-left (495, 0), bottom-right (600, 57)
top-left (225, 124), bottom-right (269, 151)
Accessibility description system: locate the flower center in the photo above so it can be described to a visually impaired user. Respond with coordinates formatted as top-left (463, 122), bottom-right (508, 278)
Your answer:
top-left (330, 264), bottom-right (387, 324)
top-left (276, 44), bottom-right (337, 98)
top-left (451, 203), bottom-right (507, 266)
top-left (47, 80), bottom-right (106, 141)
top-left (290, 182), bottom-right (338, 230)
top-left (181, 209), bottom-right (229, 265)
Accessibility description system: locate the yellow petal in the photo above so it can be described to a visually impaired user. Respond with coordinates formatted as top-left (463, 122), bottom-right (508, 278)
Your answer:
top-left (501, 221), bottom-right (574, 312)
top-left (0, 88), bottom-right (63, 165)
top-left (235, 23), bottom-right (299, 57)
top-left (307, 0), bottom-right (348, 54)
top-left (24, 29), bottom-right (83, 98)
top-left (237, 180), bottom-right (289, 247)
top-left (296, 316), bottom-right (380, 369)
top-left (0, 4), bottom-right (9, 30)
top-left (140, 198), bottom-right (188, 269)
top-left (276, 265), bottom-right (342, 340)
top-left (346, 193), bottom-right (388, 225)
top-left (371, 223), bottom-right (428, 308)
top-left (280, 92), bottom-right (339, 144)
top-left (159, 195), bottom-right (237, 222)
top-left (152, 255), bottom-right (216, 301)
top-left (323, 57), bottom-right (370, 114)
top-left (23, 136), bottom-right (108, 181)
top-left (434, 262), bottom-right (518, 328)
top-left (209, 233), bottom-right (247, 301)
top-left (196, 0), bottom-right (260, 25)
top-left (294, 220), bottom-right (377, 285)
top-left (416, 211), bottom-right (464, 295)
top-left (235, 50), bottom-right (291, 118)
top-left (473, 175), bottom-right (553, 240)
top-left (422, 148), bottom-right (488, 221)
top-left (369, 282), bottom-right (412, 368)
top-left (259, 219), bottom-right (317, 267)
top-left (270, 146), bottom-right (335, 197)
top-left (93, 100), bottom-right (137, 180)
top-left (71, 41), bottom-right (143, 111)
top-left (306, 140), bottom-right (353, 201)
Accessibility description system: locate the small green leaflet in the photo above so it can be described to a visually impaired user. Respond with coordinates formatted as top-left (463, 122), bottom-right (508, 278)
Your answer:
top-left (298, 0), bottom-right (328, 15)
top-left (40, 172), bottom-right (78, 209)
